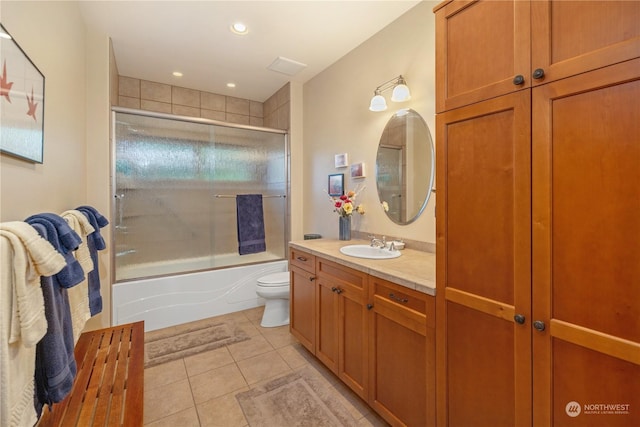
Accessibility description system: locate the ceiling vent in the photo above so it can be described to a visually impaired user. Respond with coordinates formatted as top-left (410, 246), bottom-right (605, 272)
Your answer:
top-left (267, 56), bottom-right (307, 76)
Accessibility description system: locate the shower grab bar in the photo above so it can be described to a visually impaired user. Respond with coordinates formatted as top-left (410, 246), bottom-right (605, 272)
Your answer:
top-left (214, 194), bottom-right (286, 198)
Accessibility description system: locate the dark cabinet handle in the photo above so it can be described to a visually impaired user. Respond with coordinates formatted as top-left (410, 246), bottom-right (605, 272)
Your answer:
top-left (389, 293), bottom-right (408, 303)
top-left (532, 68), bottom-right (545, 79)
top-left (309, 276), bottom-right (315, 281)
top-left (296, 256), bottom-right (307, 261)
top-left (533, 320), bottom-right (546, 332)
top-left (367, 304), bottom-right (374, 310)
top-left (331, 287), bottom-right (343, 294)
top-left (331, 287), bottom-right (337, 292)
top-left (513, 74), bottom-right (525, 85)
top-left (514, 314), bottom-right (526, 324)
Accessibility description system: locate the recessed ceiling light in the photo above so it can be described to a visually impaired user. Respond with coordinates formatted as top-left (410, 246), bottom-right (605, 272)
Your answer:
top-left (172, 71), bottom-right (183, 77)
top-left (230, 22), bottom-right (248, 35)
top-left (226, 83), bottom-right (236, 88)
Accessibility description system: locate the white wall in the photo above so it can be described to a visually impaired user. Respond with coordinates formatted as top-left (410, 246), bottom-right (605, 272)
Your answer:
top-left (302, 1), bottom-right (437, 244)
top-left (0, 1), bottom-right (112, 329)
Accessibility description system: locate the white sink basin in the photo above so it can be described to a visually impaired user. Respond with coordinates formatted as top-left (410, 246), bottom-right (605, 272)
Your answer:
top-left (339, 244), bottom-right (402, 259)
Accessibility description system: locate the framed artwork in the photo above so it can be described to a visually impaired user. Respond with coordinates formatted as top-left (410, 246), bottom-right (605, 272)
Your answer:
top-left (350, 162), bottom-right (365, 178)
top-left (334, 153), bottom-right (348, 168)
top-left (328, 173), bottom-right (344, 196)
top-left (0, 23), bottom-right (45, 163)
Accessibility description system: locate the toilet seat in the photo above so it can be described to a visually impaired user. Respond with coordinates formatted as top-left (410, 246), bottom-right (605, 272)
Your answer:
top-left (257, 272), bottom-right (290, 287)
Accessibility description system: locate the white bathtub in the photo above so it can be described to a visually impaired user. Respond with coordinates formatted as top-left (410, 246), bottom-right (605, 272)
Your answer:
top-left (112, 259), bottom-right (288, 332)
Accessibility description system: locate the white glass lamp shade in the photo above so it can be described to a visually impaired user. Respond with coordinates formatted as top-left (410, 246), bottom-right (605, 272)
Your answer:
top-left (391, 83), bottom-right (411, 102)
top-left (369, 94), bottom-right (387, 112)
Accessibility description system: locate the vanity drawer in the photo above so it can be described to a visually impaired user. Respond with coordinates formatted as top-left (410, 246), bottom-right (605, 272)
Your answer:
top-left (370, 276), bottom-right (435, 330)
top-left (290, 248), bottom-right (315, 273)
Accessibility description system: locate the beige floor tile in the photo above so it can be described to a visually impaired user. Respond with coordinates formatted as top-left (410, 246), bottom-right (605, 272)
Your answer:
top-left (236, 349), bottom-right (292, 385)
top-left (144, 407), bottom-right (200, 427)
top-left (190, 363), bottom-right (248, 404)
top-left (184, 346), bottom-right (235, 377)
top-left (243, 306), bottom-right (264, 324)
top-left (259, 324), bottom-right (297, 348)
top-left (332, 379), bottom-right (375, 421)
top-left (277, 343), bottom-right (311, 370)
top-left (144, 378), bottom-right (194, 424)
top-left (197, 389), bottom-right (250, 427)
top-left (144, 358), bottom-right (188, 391)
top-left (227, 334), bottom-right (274, 361)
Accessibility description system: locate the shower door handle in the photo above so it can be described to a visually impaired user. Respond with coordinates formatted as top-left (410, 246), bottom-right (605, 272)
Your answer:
top-left (114, 193), bottom-right (125, 230)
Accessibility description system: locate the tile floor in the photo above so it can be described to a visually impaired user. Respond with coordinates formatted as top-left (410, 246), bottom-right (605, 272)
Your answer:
top-left (143, 306), bottom-right (390, 426)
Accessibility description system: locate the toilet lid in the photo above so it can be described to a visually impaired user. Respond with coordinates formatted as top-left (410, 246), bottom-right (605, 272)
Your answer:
top-left (257, 271), bottom-right (290, 287)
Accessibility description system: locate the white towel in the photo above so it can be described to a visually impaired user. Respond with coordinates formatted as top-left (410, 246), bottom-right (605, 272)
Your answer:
top-left (0, 221), bottom-right (66, 427)
top-left (61, 210), bottom-right (95, 342)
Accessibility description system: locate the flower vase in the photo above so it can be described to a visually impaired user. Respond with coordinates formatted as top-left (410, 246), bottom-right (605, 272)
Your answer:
top-left (339, 216), bottom-right (351, 241)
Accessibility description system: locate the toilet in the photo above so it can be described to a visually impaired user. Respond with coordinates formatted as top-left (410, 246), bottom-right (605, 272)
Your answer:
top-left (256, 271), bottom-right (290, 327)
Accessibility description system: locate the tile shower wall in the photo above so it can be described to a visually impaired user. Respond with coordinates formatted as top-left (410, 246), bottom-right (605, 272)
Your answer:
top-left (118, 76), bottom-right (266, 127)
top-left (263, 83), bottom-right (290, 130)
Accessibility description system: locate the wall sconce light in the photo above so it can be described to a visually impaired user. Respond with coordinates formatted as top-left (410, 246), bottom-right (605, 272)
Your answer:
top-left (368, 75), bottom-right (411, 112)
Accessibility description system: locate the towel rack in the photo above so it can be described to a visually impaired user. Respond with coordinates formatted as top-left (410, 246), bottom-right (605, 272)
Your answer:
top-left (214, 194), bottom-right (286, 198)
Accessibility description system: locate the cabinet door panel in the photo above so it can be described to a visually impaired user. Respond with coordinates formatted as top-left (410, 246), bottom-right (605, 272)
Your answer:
top-left (532, 58), bottom-right (640, 426)
top-left (435, 0), bottom-right (530, 112)
top-left (340, 294), bottom-right (367, 398)
top-left (531, 0), bottom-right (640, 86)
top-left (289, 265), bottom-right (315, 352)
top-left (373, 313), bottom-right (427, 427)
top-left (446, 303), bottom-right (516, 427)
top-left (551, 340), bottom-right (640, 427)
top-left (436, 91), bottom-right (532, 426)
top-left (316, 277), bottom-right (338, 372)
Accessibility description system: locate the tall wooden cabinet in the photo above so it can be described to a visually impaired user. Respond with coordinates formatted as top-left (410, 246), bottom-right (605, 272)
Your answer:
top-left (434, 1), bottom-right (640, 426)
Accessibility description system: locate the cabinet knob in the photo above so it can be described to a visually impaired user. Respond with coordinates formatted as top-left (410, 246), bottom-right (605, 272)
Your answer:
top-left (513, 74), bottom-right (525, 85)
top-left (309, 276), bottom-right (315, 281)
top-left (297, 256), bottom-right (307, 261)
top-left (514, 314), bottom-right (526, 324)
top-left (533, 320), bottom-right (546, 332)
top-left (367, 304), bottom-right (374, 310)
top-left (532, 68), bottom-right (545, 79)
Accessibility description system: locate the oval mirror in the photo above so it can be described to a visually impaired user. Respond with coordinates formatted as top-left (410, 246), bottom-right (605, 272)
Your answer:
top-left (375, 109), bottom-right (434, 225)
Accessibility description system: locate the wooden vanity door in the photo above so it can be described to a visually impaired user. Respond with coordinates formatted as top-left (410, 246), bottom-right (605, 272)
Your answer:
top-left (532, 59), bottom-right (640, 427)
top-left (436, 90), bottom-right (532, 427)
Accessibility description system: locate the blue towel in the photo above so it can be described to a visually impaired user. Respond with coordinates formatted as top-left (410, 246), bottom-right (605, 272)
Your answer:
top-left (236, 194), bottom-right (266, 255)
top-left (25, 214), bottom-right (85, 288)
top-left (31, 223), bottom-right (77, 416)
top-left (76, 206), bottom-right (109, 316)
top-left (24, 213), bottom-right (81, 254)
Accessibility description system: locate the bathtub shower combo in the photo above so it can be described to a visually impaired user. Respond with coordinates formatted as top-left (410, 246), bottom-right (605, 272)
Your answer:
top-left (111, 109), bottom-right (288, 331)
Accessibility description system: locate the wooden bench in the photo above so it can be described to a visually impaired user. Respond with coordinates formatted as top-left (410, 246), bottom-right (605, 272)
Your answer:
top-left (38, 321), bottom-right (145, 426)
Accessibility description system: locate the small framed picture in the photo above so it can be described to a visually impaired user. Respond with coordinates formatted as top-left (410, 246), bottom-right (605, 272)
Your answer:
top-left (350, 162), bottom-right (365, 179)
top-left (334, 153), bottom-right (348, 168)
top-left (328, 173), bottom-right (344, 196)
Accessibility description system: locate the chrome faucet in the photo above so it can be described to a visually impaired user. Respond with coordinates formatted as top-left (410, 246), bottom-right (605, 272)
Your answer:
top-left (369, 234), bottom-right (386, 248)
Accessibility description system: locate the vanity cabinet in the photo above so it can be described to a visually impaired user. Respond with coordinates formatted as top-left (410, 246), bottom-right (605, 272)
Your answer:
top-left (289, 249), bottom-right (316, 352)
top-left (368, 276), bottom-right (435, 427)
top-left (288, 247), bottom-right (436, 426)
top-left (316, 257), bottom-right (368, 399)
top-left (435, 1), bottom-right (640, 426)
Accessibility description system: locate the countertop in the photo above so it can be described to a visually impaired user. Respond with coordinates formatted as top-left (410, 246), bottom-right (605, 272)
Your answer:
top-left (289, 239), bottom-right (436, 296)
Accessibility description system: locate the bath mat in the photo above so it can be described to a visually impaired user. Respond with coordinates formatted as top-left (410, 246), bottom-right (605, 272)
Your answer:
top-left (236, 368), bottom-right (360, 427)
top-left (144, 317), bottom-right (249, 368)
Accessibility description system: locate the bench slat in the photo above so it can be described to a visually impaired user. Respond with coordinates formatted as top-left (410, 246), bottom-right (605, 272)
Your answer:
top-left (37, 321), bottom-right (144, 427)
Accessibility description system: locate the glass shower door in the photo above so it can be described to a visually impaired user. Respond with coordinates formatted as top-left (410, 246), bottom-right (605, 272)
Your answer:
top-left (114, 112), bottom-right (216, 281)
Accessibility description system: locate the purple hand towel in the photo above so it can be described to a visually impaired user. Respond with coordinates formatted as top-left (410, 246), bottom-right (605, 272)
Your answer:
top-left (236, 194), bottom-right (266, 255)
